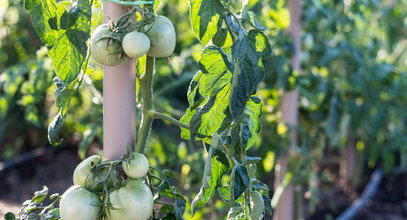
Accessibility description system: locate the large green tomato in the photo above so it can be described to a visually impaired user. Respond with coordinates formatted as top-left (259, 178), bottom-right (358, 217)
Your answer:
top-left (73, 155), bottom-right (110, 191)
top-left (60, 186), bottom-right (101, 220)
top-left (90, 25), bottom-right (127, 66)
top-left (107, 180), bottom-right (154, 220)
top-left (122, 31), bottom-right (150, 59)
top-left (122, 152), bottom-right (149, 179)
top-left (144, 16), bottom-right (176, 58)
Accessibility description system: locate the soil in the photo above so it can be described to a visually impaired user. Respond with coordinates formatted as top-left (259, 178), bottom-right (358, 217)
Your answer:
top-left (0, 147), bottom-right (406, 219)
top-left (0, 147), bottom-right (81, 216)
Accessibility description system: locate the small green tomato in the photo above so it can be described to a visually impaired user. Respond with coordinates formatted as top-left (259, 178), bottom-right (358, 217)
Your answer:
top-left (122, 152), bottom-right (149, 179)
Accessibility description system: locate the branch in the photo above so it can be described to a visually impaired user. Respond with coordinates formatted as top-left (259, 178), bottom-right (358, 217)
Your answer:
top-left (151, 111), bottom-right (189, 129)
top-left (337, 169), bottom-right (383, 220)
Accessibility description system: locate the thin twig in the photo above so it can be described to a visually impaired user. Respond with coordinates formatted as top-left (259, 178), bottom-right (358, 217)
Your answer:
top-left (336, 169), bottom-right (383, 220)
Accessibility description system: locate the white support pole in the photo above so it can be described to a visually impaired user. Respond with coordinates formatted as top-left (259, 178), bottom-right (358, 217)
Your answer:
top-left (103, 2), bottom-right (136, 160)
top-left (274, 0), bottom-right (302, 220)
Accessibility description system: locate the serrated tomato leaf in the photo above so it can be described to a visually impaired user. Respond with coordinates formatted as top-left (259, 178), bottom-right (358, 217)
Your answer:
top-left (24, 0), bottom-right (58, 45)
top-left (232, 165), bottom-right (250, 200)
top-left (48, 109), bottom-right (64, 145)
top-left (241, 96), bottom-right (262, 149)
top-left (54, 77), bottom-right (74, 108)
top-left (245, 11), bottom-right (267, 31)
top-left (25, 0), bottom-right (91, 84)
top-left (190, 0), bottom-right (225, 45)
top-left (191, 141), bottom-right (229, 214)
top-left (229, 30), bottom-right (271, 120)
top-left (181, 46), bottom-right (233, 142)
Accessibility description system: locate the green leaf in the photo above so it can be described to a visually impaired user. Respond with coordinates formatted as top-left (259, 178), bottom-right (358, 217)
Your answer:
top-left (175, 198), bottom-right (186, 220)
top-left (263, 195), bottom-right (273, 215)
top-left (232, 165), bottom-right (250, 200)
top-left (24, 0), bottom-right (58, 45)
top-left (190, 0), bottom-right (225, 45)
top-left (229, 30), bottom-right (271, 119)
top-left (181, 46), bottom-right (233, 141)
top-left (4, 212), bottom-right (16, 220)
top-left (217, 187), bottom-right (244, 205)
top-left (240, 97), bottom-right (262, 149)
top-left (191, 139), bottom-right (229, 214)
top-left (245, 11), bottom-right (267, 31)
top-left (48, 110), bottom-right (64, 145)
top-left (54, 77), bottom-right (74, 108)
top-left (226, 206), bottom-right (246, 220)
top-left (25, 0), bottom-right (91, 84)
top-left (212, 24), bottom-right (233, 48)
top-left (31, 186), bottom-right (49, 203)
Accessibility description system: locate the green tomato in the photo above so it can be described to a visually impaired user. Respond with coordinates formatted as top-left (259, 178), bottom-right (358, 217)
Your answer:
top-left (108, 180), bottom-right (154, 220)
top-left (60, 186), bottom-right (101, 220)
top-left (122, 152), bottom-right (149, 179)
top-left (122, 31), bottom-right (150, 59)
top-left (144, 16), bottom-right (176, 58)
top-left (90, 25), bottom-right (127, 66)
top-left (73, 155), bottom-right (111, 191)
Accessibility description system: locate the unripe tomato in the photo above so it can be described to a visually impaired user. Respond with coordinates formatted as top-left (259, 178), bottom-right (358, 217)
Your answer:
top-left (73, 155), bottom-right (111, 191)
top-left (90, 25), bottom-right (127, 66)
top-left (122, 31), bottom-right (150, 59)
top-left (144, 16), bottom-right (176, 58)
top-left (122, 152), bottom-right (149, 179)
top-left (60, 186), bottom-right (101, 220)
top-left (107, 180), bottom-right (154, 220)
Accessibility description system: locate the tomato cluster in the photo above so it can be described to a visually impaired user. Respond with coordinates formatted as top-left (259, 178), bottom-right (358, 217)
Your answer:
top-left (60, 153), bottom-right (153, 220)
top-left (90, 15), bottom-right (176, 66)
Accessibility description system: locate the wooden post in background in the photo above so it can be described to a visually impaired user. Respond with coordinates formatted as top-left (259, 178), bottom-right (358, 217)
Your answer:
top-left (274, 0), bottom-right (302, 219)
top-left (103, 2), bottom-right (136, 160)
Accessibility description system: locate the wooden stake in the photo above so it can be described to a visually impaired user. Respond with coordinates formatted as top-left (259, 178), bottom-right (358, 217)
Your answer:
top-left (274, 0), bottom-right (302, 219)
top-left (102, 2), bottom-right (136, 160)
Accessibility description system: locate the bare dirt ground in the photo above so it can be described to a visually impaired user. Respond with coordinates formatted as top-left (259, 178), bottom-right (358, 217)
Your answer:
top-left (0, 147), bottom-right (406, 219)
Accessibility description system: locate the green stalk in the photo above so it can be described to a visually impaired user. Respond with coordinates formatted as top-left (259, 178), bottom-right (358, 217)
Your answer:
top-left (151, 112), bottom-right (189, 129)
top-left (136, 56), bottom-right (155, 154)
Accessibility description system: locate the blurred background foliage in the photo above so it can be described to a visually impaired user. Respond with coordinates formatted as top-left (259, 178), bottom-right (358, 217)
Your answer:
top-left (0, 0), bottom-right (406, 219)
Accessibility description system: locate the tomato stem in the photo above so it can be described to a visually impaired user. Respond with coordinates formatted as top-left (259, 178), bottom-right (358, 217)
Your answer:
top-left (151, 111), bottom-right (189, 129)
top-left (136, 55), bottom-right (155, 154)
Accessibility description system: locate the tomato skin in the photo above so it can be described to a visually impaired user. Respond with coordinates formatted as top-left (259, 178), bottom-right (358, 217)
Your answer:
top-left (122, 152), bottom-right (149, 179)
top-left (90, 25), bottom-right (127, 66)
top-left (73, 155), bottom-right (113, 191)
top-left (60, 186), bottom-right (101, 220)
top-left (122, 31), bottom-right (150, 59)
top-left (73, 155), bottom-right (102, 187)
top-left (144, 16), bottom-right (176, 58)
top-left (108, 180), bottom-right (154, 220)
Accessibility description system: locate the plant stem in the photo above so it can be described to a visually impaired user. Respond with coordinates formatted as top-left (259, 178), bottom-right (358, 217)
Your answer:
top-left (136, 56), bottom-right (155, 154)
top-left (151, 112), bottom-right (190, 129)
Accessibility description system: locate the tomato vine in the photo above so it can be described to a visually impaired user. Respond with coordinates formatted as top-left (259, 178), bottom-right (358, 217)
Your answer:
top-left (19, 0), bottom-right (273, 219)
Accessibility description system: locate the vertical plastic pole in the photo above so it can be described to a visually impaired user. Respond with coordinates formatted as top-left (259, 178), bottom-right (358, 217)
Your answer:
top-left (274, 0), bottom-right (301, 220)
top-left (103, 2), bottom-right (136, 160)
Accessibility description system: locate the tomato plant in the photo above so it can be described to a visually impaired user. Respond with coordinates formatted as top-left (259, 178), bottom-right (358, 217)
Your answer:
top-left (4, 0), bottom-right (404, 219)
top-left (15, 0), bottom-right (273, 218)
